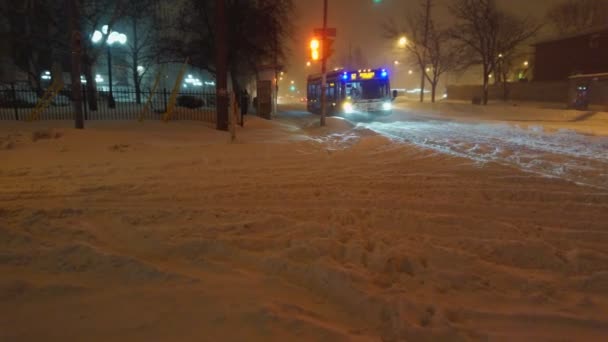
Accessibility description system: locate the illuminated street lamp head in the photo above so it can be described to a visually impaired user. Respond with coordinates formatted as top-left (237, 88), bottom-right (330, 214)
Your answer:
top-left (524, 61), bottom-right (529, 67)
top-left (306, 61), bottom-right (311, 67)
top-left (290, 80), bottom-right (294, 85)
top-left (394, 60), bottom-right (399, 65)
top-left (398, 36), bottom-right (407, 47)
top-left (408, 70), bottom-right (413, 75)
top-left (310, 39), bottom-right (320, 50)
top-left (91, 25), bottom-right (127, 45)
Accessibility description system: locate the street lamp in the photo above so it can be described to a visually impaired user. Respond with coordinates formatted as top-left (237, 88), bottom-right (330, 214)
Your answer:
top-left (398, 36), bottom-right (407, 48)
top-left (523, 61), bottom-right (529, 67)
top-left (92, 25), bottom-right (127, 109)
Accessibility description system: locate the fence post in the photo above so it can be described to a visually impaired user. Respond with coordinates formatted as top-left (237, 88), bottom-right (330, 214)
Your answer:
top-left (163, 88), bottom-right (168, 114)
top-left (82, 85), bottom-right (88, 120)
top-left (11, 83), bottom-right (18, 120)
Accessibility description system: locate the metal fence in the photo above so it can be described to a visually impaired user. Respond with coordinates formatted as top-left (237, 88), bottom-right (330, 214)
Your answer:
top-left (0, 85), bottom-right (218, 122)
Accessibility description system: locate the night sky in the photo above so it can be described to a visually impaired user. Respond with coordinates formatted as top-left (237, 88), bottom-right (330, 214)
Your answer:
top-left (288, 0), bottom-right (563, 89)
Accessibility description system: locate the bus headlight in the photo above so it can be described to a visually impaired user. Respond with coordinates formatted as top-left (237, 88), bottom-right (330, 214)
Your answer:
top-left (343, 102), bottom-right (354, 114)
top-left (382, 102), bottom-right (392, 111)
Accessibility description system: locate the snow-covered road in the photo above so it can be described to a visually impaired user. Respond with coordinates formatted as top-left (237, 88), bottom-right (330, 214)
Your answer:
top-left (334, 105), bottom-right (608, 190)
top-left (360, 120), bottom-right (608, 189)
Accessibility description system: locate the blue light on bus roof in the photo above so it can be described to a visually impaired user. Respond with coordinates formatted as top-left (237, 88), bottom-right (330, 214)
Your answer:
top-left (381, 69), bottom-right (388, 78)
top-left (342, 72), bottom-right (348, 80)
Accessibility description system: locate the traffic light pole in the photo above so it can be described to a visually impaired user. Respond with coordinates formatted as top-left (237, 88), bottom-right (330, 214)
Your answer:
top-left (320, 0), bottom-right (328, 127)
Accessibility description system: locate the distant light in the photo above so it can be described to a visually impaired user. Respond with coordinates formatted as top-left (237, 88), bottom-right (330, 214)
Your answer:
top-left (394, 60), bottom-right (399, 65)
top-left (279, 77), bottom-right (283, 81)
top-left (306, 61), bottom-right (311, 67)
top-left (524, 61), bottom-right (529, 67)
top-left (382, 102), bottom-right (392, 111)
top-left (290, 85), bottom-right (296, 92)
top-left (408, 70), bottom-right (413, 75)
top-left (488, 74), bottom-right (493, 78)
top-left (498, 53), bottom-right (503, 58)
top-left (290, 80), bottom-right (294, 84)
top-left (95, 74), bottom-right (104, 83)
top-left (101, 25), bottom-right (109, 34)
top-left (443, 93), bottom-right (448, 99)
top-left (426, 67), bottom-right (431, 72)
top-left (280, 71), bottom-right (284, 76)
top-left (80, 75), bottom-right (87, 84)
top-left (137, 66), bottom-right (145, 75)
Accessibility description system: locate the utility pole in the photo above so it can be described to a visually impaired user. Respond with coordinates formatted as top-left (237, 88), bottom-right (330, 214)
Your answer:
top-left (215, 0), bottom-right (228, 131)
top-left (420, 0), bottom-right (431, 103)
top-left (69, 0), bottom-right (84, 129)
top-left (320, 0), bottom-right (328, 127)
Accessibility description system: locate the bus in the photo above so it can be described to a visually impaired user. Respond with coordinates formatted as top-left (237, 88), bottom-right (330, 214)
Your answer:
top-left (306, 68), bottom-right (396, 116)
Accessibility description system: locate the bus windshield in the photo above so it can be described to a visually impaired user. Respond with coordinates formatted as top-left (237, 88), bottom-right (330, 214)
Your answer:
top-left (346, 80), bottom-right (390, 100)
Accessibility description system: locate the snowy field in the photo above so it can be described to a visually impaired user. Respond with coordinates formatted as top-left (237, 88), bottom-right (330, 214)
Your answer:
top-left (1, 110), bottom-right (608, 341)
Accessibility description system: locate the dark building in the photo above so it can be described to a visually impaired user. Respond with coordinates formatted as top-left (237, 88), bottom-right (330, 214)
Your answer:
top-left (533, 27), bottom-right (608, 82)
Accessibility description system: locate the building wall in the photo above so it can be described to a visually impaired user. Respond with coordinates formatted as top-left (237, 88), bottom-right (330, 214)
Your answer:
top-left (534, 29), bottom-right (608, 82)
top-left (447, 82), bottom-right (570, 103)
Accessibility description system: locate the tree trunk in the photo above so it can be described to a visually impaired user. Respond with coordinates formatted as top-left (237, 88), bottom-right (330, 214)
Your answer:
top-left (482, 66), bottom-right (489, 105)
top-left (132, 17), bottom-right (142, 104)
top-left (83, 60), bottom-right (98, 111)
top-left (431, 82), bottom-right (436, 103)
top-left (134, 73), bottom-right (142, 104)
top-left (420, 0), bottom-right (432, 103)
top-left (502, 71), bottom-right (509, 102)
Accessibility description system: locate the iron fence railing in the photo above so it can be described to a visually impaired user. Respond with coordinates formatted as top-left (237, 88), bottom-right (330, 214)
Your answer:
top-left (0, 84), bottom-right (219, 123)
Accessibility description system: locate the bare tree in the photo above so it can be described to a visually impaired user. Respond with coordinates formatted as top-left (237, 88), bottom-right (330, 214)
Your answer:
top-left (122, 0), bottom-right (159, 104)
top-left (384, 0), bottom-right (459, 102)
top-left (0, 0), bottom-right (59, 94)
top-left (424, 26), bottom-right (461, 102)
top-left (161, 0), bottom-right (294, 95)
top-left (79, 0), bottom-right (125, 111)
top-left (547, 0), bottom-right (608, 35)
top-left (449, 0), bottom-right (540, 105)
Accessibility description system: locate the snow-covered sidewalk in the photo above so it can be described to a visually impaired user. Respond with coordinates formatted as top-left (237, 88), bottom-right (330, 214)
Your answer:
top-left (1, 116), bottom-right (607, 341)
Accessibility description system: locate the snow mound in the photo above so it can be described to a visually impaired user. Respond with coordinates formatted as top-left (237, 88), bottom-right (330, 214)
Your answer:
top-left (2, 244), bottom-right (178, 282)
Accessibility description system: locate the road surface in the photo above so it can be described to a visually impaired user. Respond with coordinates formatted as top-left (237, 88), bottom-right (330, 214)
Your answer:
top-left (279, 101), bottom-right (608, 189)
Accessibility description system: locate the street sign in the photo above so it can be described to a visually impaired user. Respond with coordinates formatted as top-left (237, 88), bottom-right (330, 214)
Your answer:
top-left (314, 28), bottom-right (337, 37)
